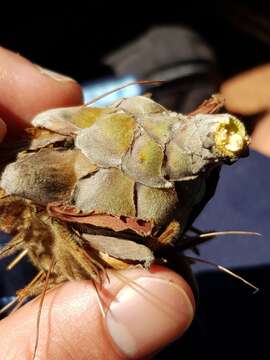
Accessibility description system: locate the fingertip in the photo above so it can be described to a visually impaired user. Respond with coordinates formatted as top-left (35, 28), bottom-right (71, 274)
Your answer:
top-left (32, 64), bottom-right (84, 110)
top-left (0, 46), bottom-right (83, 130)
top-left (105, 266), bottom-right (195, 359)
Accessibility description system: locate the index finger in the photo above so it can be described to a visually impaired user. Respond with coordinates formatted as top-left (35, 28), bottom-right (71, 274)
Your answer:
top-left (0, 46), bottom-right (83, 134)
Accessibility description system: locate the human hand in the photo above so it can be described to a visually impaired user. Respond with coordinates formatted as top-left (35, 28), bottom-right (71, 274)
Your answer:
top-left (0, 47), bottom-right (195, 360)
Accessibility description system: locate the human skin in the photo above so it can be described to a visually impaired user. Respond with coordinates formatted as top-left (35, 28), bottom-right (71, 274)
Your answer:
top-left (0, 47), bottom-right (195, 360)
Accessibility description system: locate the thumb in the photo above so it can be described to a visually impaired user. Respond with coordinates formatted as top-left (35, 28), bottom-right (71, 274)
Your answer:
top-left (0, 266), bottom-right (195, 360)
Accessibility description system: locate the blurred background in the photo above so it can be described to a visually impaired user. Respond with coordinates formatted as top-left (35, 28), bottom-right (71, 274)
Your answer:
top-left (1, 1), bottom-right (270, 359)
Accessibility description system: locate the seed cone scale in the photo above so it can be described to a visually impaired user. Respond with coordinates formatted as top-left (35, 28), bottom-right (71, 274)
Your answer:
top-left (0, 95), bottom-right (249, 289)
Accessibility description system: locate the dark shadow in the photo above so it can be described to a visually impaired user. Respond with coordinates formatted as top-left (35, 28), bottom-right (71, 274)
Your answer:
top-left (155, 264), bottom-right (270, 359)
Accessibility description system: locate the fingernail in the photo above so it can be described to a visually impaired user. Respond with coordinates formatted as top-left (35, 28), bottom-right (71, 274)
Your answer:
top-left (106, 277), bottom-right (194, 359)
top-left (36, 65), bottom-right (76, 83)
top-left (0, 118), bottom-right (7, 142)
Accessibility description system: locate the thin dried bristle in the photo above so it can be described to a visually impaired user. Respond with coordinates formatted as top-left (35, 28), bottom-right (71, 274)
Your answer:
top-left (112, 271), bottom-right (184, 321)
top-left (84, 80), bottom-right (165, 106)
top-left (0, 297), bottom-right (18, 315)
top-left (32, 259), bottom-right (54, 360)
top-left (23, 271), bottom-right (44, 292)
top-left (6, 249), bottom-right (28, 270)
top-left (76, 232), bottom-right (110, 283)
top-left (10, 296), bottom-right (27, 315)
top-left (11, 271), bottom-right (45, 314)
top-left (103, 267), bottom-right (110, 284)
top-left (0, 239), bottom-right (24, 259)
top-left (199, 231), bottom-right (262, 238)
top-left (92, 281), bottom-right (106, 318)
top-left (82, 249), bottom-right (104, 284)
top-left (178, 229), bottom-right (262, 251)
top-left (184, 255), bottom-right (259, 293)
top-left (0, 223), bottom-right (30, 260)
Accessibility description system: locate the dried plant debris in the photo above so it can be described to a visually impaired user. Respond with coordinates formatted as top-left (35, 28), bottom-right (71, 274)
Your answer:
top-left (0, 91), bottom-right (254, 308)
